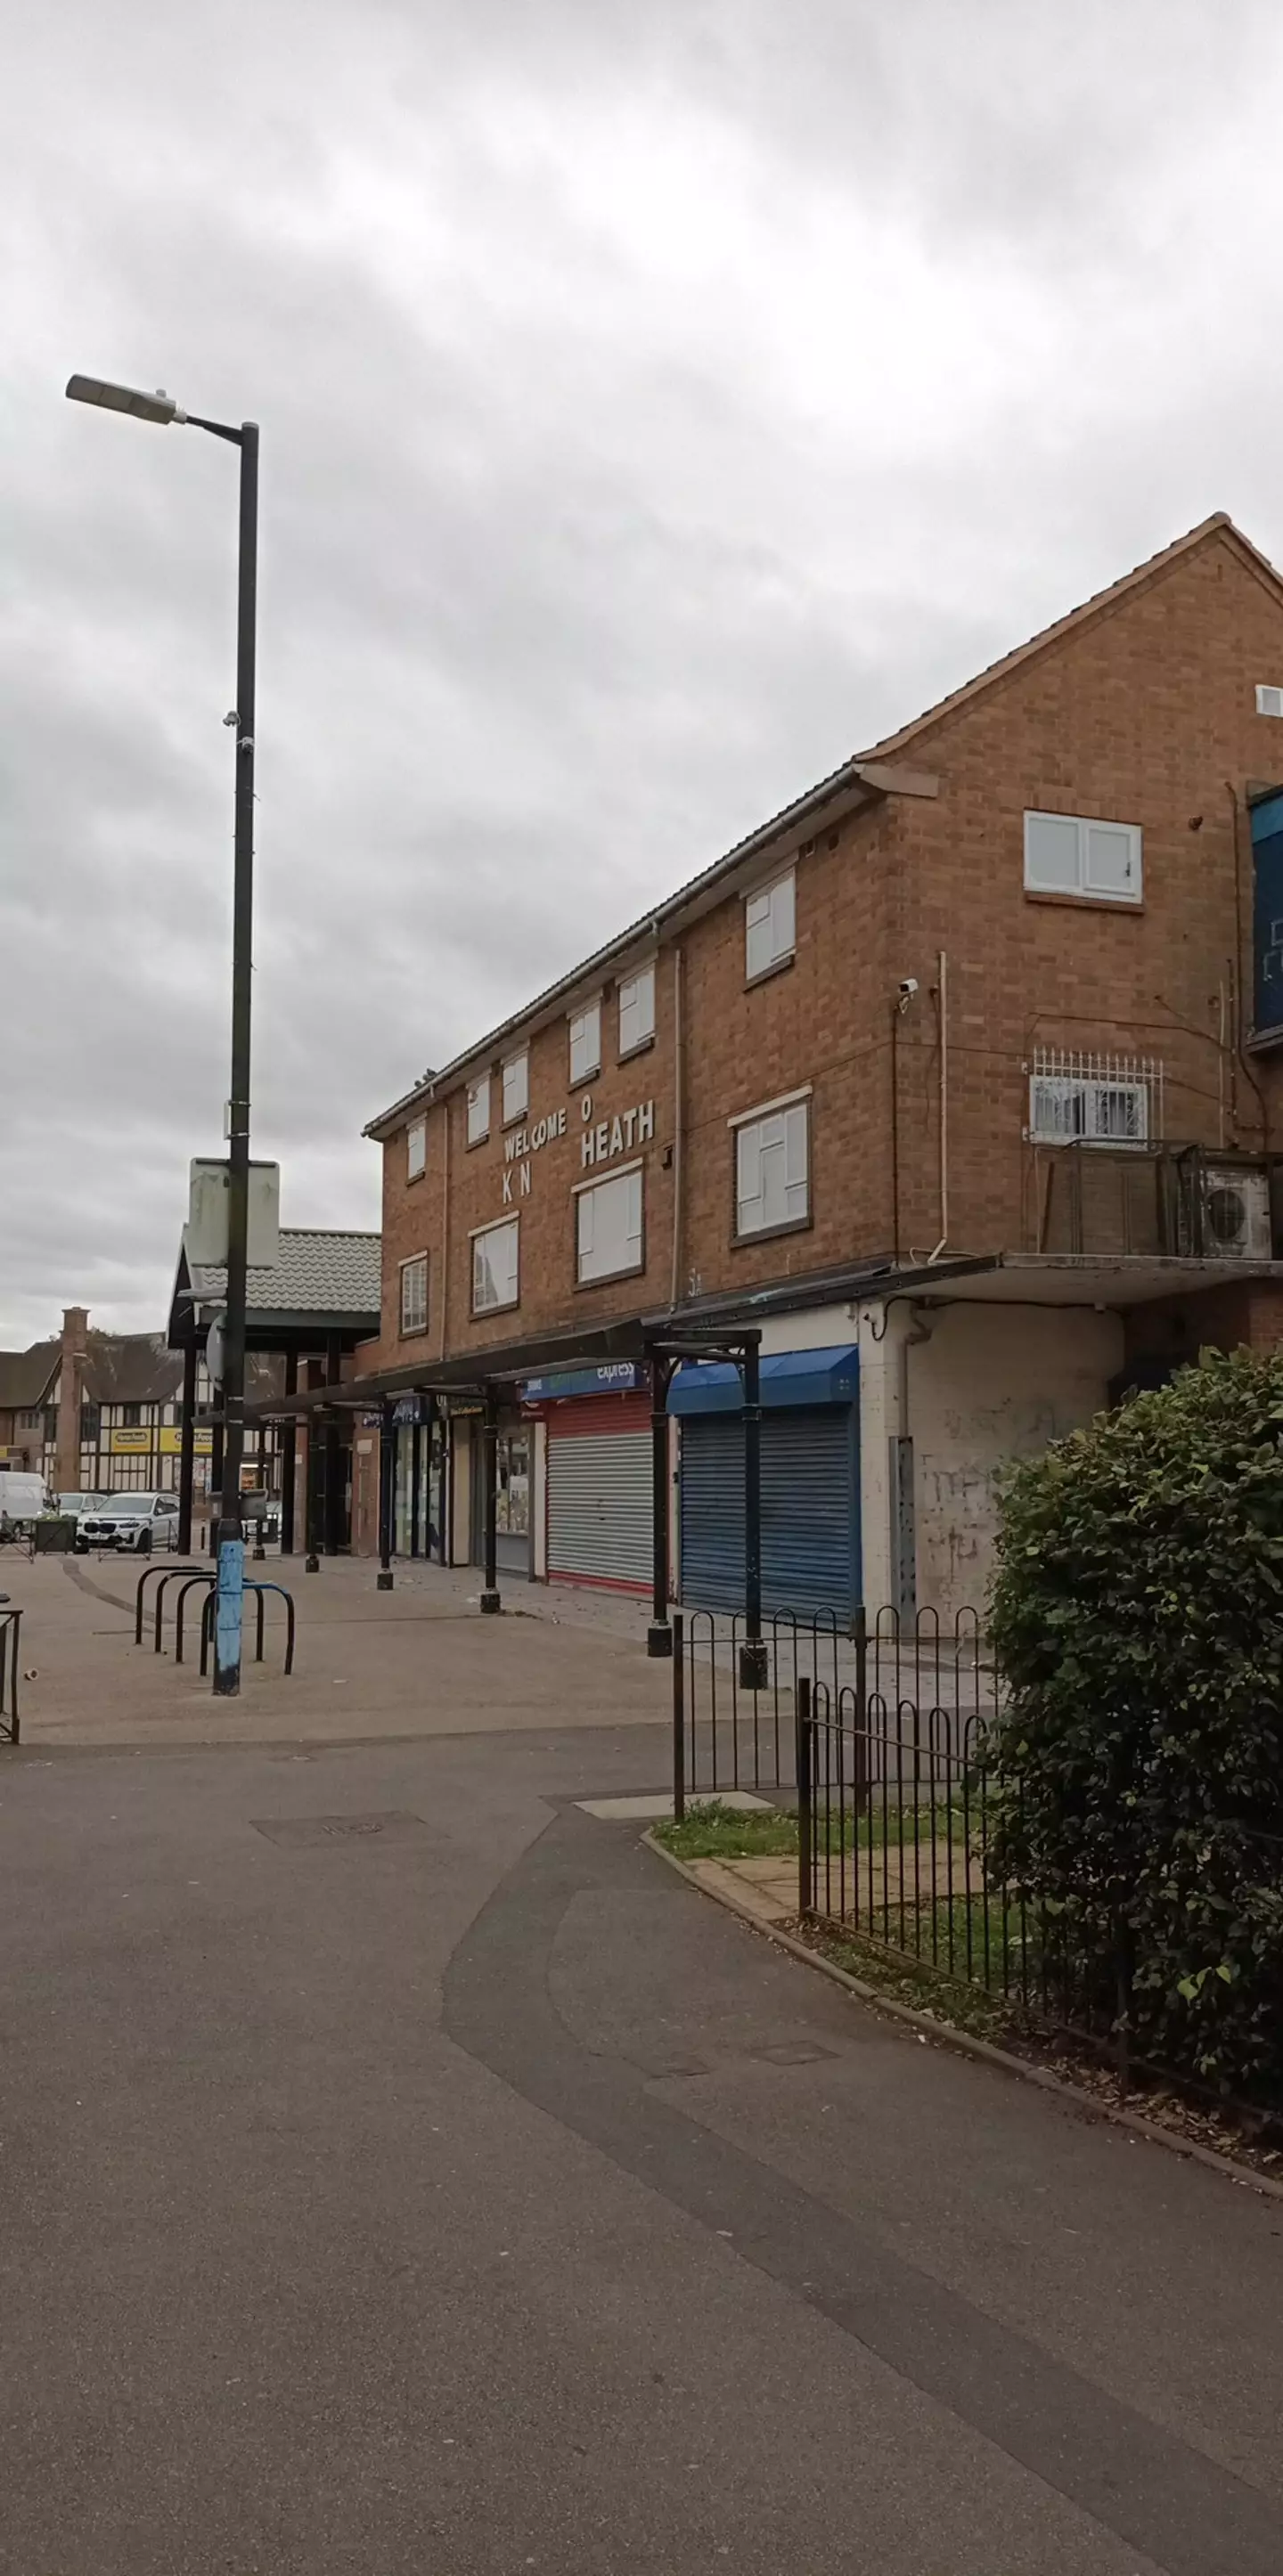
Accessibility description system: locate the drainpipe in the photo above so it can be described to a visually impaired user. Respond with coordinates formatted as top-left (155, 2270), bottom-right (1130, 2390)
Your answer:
top-left (928, 950), bottom-right (949, 1261)
top-left (669, 941), bottom-right (684, 1307)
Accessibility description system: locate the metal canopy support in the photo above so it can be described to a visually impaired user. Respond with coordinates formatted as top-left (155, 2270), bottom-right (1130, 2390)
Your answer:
top-left (176, 1340), bottom-right (198, 1556)
top-left (323, 1331), bottom-right (343, 1557)
top-left (479, 1385), bottom-right (501, 1614)
top-left (280, 1350), bottom-right (298, 1554)
top-left (377, 1398), bottom-right (395, 1591)
top-left (740, 1336), bottom-right (767, 1687)
top-left (642, 1327), bottom-right (764, 1683)
top-left (647, 1350), bottom-right (677, 1659)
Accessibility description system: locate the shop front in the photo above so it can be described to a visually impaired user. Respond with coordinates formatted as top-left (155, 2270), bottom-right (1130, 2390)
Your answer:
top-left (670, 1344), bottom-right (860, 1622)
top-left (521, 1361), bottom-right (651, 1593)
top-left (392, 1393), bottom-right (446, 1561)
top-left (469, 1414), bottom-right (533, 1577)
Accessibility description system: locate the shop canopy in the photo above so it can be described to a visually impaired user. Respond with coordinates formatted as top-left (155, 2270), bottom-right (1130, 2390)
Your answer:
top-left (668, 1344), bottom-right (858, 1414)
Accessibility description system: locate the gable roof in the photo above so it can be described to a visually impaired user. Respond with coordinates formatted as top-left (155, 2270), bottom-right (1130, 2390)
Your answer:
top-left (364, 510), bottom-right (1283, 1146)
top-left (0, 1340), bottom-right (60, 1411)
top-left (82, 1333), bottom-right (183, 1408)
top-left (857, 512), bottom-right (1283, 762)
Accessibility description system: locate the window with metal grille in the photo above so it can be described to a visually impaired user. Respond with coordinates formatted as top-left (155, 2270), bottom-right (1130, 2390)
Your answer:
top-left (1027, 1049), bottom-right (1162, 1145)
top-left (399, 1254), bottom-right (429, 1335)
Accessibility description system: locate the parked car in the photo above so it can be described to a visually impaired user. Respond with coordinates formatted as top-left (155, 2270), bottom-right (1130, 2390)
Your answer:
top-left (53, 1492), bottom-right (110, 1520)
top-left (0, 1471), bottom-right (52, 1540)
top-left (75, 1494), bottom-right (182, 1554)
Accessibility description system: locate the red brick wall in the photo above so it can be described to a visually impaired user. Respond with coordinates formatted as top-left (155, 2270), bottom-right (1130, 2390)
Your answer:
top-left (367, 525), bottom-right (1283, 1367)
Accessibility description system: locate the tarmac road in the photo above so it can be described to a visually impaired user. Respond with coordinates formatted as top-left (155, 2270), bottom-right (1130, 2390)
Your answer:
top-left (2, 1716), bottom-right (1282, 2573)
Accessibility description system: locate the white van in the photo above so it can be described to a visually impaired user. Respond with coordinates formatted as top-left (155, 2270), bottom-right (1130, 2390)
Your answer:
top-left (0, 1471), bottom-right (51, 1539)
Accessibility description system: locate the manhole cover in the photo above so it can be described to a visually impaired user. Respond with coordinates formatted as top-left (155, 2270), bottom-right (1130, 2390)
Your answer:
top-left (250, 1811), bottom-right (432, 1849)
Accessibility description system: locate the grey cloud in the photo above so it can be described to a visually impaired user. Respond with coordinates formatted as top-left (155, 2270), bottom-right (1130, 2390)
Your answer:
top-left (4, 0), bottom-right (1283, 1341)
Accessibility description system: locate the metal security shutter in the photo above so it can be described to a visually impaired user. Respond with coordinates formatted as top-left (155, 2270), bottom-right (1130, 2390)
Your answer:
top-left (547, 1396), bottom-right (651, 1589)
top-left (679, 1407), bottom-right (857, 1620)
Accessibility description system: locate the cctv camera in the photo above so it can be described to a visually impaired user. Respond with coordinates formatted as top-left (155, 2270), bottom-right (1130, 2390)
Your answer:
top-left (898, 976), bottom-right (919, 998)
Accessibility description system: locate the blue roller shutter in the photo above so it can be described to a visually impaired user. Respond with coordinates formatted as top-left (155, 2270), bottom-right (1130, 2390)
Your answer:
top-left (679, 1406), bottom-right (858, 1621)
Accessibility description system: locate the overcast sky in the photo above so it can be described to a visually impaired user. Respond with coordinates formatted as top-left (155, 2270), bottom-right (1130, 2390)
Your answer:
top-left (3, 2), bottom-right (1281, 1343)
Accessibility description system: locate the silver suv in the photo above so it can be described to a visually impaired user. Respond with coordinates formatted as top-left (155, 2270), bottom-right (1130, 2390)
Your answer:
top-left (75, 1494), bottom-right (182, 1554)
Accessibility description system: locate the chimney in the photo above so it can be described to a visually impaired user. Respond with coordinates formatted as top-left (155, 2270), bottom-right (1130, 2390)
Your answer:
top-left (54, 1306), bottom-right (90, 1496)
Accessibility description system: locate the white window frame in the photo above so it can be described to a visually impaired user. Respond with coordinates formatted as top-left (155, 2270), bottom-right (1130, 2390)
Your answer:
top-left (502, 1050), bottom-right (529, 1125)
top-left (617, 966), bottom-right (656, 1059)
top-left (574, 1162), bottom-right (644, 1285)
top-left (466, 1072), bottom-right (491, 1145)
top-left (1255, 685), bottom-right (1283, 718)
top-left (731, 1088), bottom-right (810, 1237)
top-left (470, 1215), bottom-right (519, 1315)
top-left (1023, 811), bottom-right (1142, 905)
top-left (399, 1252), bottom-right (429, 1335)
top-left (406, 1117), bottom-right (426, 1181)
top-left (745, 868), bottom-right (797, 980)
top-left (568, 999), bottom-right (601, 1086)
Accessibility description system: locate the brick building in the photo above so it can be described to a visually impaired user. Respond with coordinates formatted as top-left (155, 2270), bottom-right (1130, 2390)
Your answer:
top-left (348, 513), bottom-right (1283, 1614)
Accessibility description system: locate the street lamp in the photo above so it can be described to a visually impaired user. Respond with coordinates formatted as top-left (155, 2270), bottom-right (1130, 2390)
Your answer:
top-left (66, 371), bottom-right (259, 1698)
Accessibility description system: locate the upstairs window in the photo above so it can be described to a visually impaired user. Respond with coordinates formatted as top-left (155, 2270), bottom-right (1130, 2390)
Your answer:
top-left (472, 1217), bottom-right (519, 1314)
top-left (746, 868), bottom-right (796, 981)
top-left (466, 1072), bottom-right (491, 1145)
top-left (617, 966), bottom-right (655, 1058)
top-left (576, 1166), bottom-right (644, 1284)
top-left (406, 1118), bottom-right (426, 1181)
top-left (1028, 1049), bottom-right (1162, 1145)
top-left (734, 1094), bottom-right (810, 1237)
top-left (568, 1000), bottom-right (601, 1086)
top-left (503, 1051), bottom-right (529, 1124)
top-left (1024, 811), bottom-right (1142, 904)
top-left (399, 1253), bottom-right (429, 1335)
top-left (122, 1402), bottom-right (142, 1429)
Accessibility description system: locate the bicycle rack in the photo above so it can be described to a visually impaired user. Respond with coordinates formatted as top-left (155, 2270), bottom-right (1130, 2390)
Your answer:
top-left (199, 1580), bottom-right (295, 1679)
top-left (174, 1573), bottom-right (218, 1667)
top-left (135, 1561), bottom-right (206, 1647)
top-left (0, 1607), bottom-right (22, 1744)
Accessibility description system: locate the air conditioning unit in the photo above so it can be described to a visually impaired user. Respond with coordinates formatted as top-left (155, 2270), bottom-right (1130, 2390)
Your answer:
top-left (1200, 1165), bottom-right (1272, 1259)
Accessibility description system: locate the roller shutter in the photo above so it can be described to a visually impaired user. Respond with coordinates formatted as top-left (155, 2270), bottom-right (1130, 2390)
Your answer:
top-left (679, 1406), bottom-right (857, 1620)
top-left (547, 1395), bottom-right (651, 1590)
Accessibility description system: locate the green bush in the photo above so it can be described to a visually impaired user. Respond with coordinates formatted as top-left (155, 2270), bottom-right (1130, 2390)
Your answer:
top-left (986, 1347), bottom-right (1283, 2096)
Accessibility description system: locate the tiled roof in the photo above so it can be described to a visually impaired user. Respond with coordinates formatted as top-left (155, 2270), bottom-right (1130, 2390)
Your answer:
top-left (82, 1332), bottom-right (183, 1407)
top-left (0, 1340), bottom-right (59, 1410)
top-left (367, 512), bottom-right (1278, 1139)
top-left (184, 1227), bottom-right (381, 1320)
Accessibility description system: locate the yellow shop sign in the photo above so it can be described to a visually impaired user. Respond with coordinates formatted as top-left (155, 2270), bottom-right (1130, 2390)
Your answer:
top-left (107, 1426), bottom-right (213, 1456)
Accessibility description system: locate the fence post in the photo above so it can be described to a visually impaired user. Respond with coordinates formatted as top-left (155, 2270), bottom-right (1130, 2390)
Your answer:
top-left (672, 1610), bottom-right (685, 1821)
top-left (796, 1674), bottom-right (813, 1919)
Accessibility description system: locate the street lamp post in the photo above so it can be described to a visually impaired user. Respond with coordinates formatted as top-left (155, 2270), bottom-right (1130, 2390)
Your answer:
top-left (65, 374), bottom-right (259, 1696)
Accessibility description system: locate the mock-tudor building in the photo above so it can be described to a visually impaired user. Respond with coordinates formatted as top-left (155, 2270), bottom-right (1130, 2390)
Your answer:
top-left (338, 513), bottom-right (1283, 1617)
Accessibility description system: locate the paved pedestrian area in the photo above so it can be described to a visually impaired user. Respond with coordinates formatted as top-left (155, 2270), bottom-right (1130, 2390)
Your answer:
top-left (3, 1558), bottom-right (1283, 2571)
top-left (5, 1550), bottom-right (672, 1746)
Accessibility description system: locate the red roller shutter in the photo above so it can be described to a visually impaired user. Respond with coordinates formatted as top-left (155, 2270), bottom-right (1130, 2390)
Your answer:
top-left (546, 1393), bottom-right (651, 1592)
